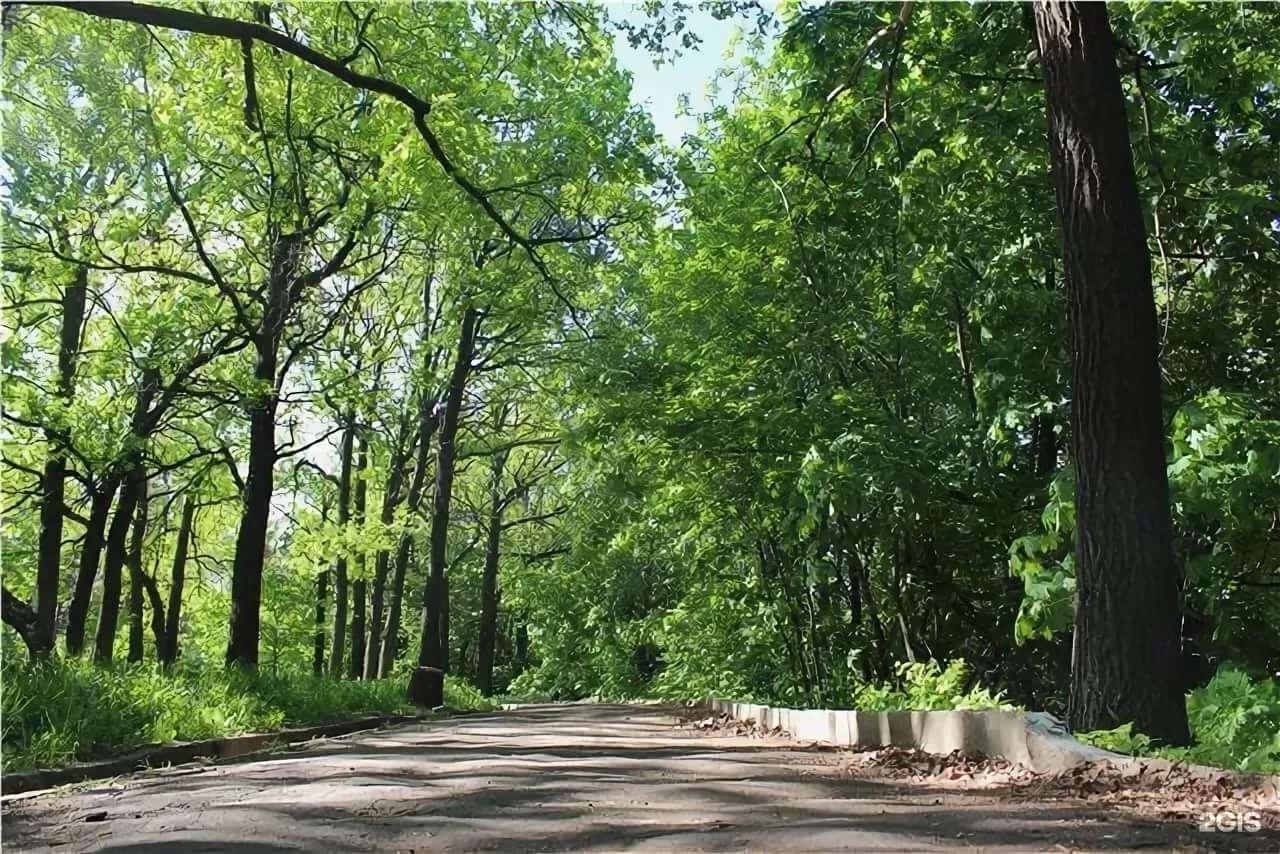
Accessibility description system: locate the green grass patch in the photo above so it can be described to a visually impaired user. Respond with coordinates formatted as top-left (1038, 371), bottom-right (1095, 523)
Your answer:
top-left (1, 658), bottom-right (494, 772)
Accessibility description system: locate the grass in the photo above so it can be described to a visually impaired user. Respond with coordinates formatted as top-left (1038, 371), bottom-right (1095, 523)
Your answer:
top-left (1, 657), bottom-right (496, 773)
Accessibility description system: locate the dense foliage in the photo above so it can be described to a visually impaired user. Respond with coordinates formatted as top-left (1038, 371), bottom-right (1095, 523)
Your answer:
top-left (2, 2), bottom-right (1276, 771)
top-left (506, 3), bottom-right (1279, 717)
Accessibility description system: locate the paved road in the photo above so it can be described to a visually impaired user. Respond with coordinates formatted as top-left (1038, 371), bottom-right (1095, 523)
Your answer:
top-left (2, 704), bottom-right (1273, 852)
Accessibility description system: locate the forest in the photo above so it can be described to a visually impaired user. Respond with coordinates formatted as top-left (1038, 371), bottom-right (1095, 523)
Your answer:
top-left (2, 1), bottom-right (1278, 776)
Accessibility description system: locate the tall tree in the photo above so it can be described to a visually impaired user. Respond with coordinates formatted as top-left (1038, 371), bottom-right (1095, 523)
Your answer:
top-left (408, 306), bottom-right (479, 706)
top-left (378, 270), bottom-right (444, 677)
top-left (1033, 0), bottom-right (1189, 744)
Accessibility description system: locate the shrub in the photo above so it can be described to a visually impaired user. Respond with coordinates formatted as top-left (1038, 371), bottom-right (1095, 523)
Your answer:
top-left (852, 660), bottom-right (1015, 711)
top-left (1076, 665), bottom-right (1280, 773)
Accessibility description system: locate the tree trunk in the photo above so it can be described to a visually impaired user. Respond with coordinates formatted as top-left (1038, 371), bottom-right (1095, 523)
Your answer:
top-left (329, 419), bottom-right (355, 677)
top-left (514, 622), bottom-right (529, 673)
top-left (32, 267), bottom-right (88, 657)
top-left (225, 374), bottom-right (277, 668)
top-left (1, 587), bottom-right (43, 658)
top-left (1032, 413), bottom-right (1058, 478)
top-left (476, 451), bottom-right (507, 696)
top-left (380, 272), bottom-right (439, 678)
top-left (365, 436), bottom-right (408, 679)
top-left (348, 435), bottom-right (369, 680)
top-left (379, 537), bottom-right (411, 677)
top-left (126, 472), bottom-right (150, 663)
top-left (313, 568), bottom-right (328, 676)
top-left (96, 370), bottom-right (160, 664)
top-left (161, 496), bottom-right (194, 665)
top-left (1034, 0), bottom-right (1189, 744)
top-left (226, 233), bottom-right (298, 668)
top-left (95, 464), bottom-right (145, 663)
top-left (65, 480), bottom-right (117, 656)
top-left (439, 573), bottom-right (450, 674)
top-left (409, 307), bottom-right (478, 707)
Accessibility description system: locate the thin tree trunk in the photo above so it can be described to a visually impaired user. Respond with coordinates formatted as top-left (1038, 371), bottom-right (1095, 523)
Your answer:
top-left (514, 622), bottom-right (529, 673)
top-left (379, 537), bottom-right (411, 676)
top-left (313, 568), bottom-right (328, 676)
top-left (329, 419), bottom-right (355, 676)
top-left (476, 451), bottom-right (507, 696)
top-left (951, 288), bottom-right (977, 418)
top-left (380, 271), bottom-right (439, 678)
top-left (348, 435), bottom-right (369, 680)
top-left (95, 367), bottom-right (159, 664)
top-left (127, 472), bottom-right (149, 663)
top-left (95, 471), bottom-right (140, 662)
top-left (161, 496), bottom-right (195, 665)
top-left (65, 480), bottom-right (117, 656)
top-left (33, 267), bottom-right (88, 657)
top-left (1034, 0), bottom-right (1189, 744)
top-left (1032, 414), bottom-right (1058, 478)
top-left (439, 573), bottom-right (450, 675)
top-left (409, 307), bottom-right (478, 707)
top-left (365, 435), bottom-right (408, 679)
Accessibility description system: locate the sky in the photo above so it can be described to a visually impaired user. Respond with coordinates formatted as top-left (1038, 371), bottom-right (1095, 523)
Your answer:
top-left (608, 3), bottom-right (775, 145)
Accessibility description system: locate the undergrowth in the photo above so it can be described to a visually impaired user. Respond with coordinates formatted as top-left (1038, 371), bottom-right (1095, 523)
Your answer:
top-left (852, 659), bottom-right (1016, 712)
top-left (1, 658), bottom-right (495, 772)
top-left (1077, 666), bottom-right (1280, 773)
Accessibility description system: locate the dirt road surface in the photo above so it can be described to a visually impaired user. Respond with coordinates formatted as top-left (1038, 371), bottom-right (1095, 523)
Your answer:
top-left (3, 704), bottom-right (1276, 852)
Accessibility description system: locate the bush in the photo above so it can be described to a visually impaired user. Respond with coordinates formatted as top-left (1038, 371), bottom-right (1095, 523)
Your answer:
top-left (1076, 665), bottom-right (1280, 773)
top-left (1, 658), bottom-right (494, 772)
top-left (852, 660), bottom-right (1015, 712)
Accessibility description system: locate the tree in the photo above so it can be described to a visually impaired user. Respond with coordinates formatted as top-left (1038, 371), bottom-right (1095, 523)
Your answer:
top-left (408, 305), bottom-right (479, 707)
top-left (1033, 0), bottom-right (1190, 745)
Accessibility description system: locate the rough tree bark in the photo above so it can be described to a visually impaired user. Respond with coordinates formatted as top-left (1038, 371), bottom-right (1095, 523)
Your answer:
top-left (1034, 0), bottom-right (1190, 744)
top-left (408, 307), bottom-right (478, 707)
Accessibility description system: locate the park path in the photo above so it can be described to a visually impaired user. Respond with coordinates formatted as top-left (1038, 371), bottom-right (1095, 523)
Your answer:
top-left (2, 703), bottom-right (1274, 852)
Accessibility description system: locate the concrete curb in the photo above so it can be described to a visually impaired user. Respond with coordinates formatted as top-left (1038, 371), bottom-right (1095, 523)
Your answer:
top-left (1, 713), bottom-right (425, 796)
top-left (705, 698), bottom-right (1280, 799)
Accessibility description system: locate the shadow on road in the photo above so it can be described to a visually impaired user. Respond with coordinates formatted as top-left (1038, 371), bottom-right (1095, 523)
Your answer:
top-left (5, 704), bottom-right (1275, 852)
